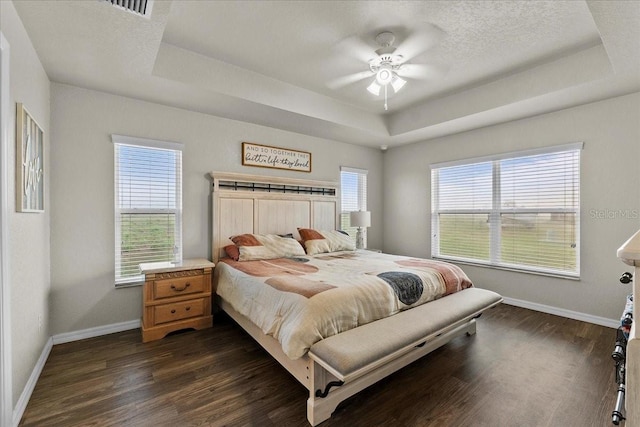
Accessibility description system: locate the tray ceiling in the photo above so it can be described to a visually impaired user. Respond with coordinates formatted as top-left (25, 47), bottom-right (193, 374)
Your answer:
top-left (13, 0), bottom-right (640, 148)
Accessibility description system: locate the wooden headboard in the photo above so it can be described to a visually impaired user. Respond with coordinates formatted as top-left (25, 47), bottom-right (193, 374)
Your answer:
top-left (209, 172), bottom-right (340, 263)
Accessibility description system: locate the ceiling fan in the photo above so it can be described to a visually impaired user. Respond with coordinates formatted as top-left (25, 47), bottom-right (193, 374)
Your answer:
top-left (328, 25), bottom-right (447, 111)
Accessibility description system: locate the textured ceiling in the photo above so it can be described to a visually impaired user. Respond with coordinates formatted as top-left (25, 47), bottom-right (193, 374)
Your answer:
top-left (11, 0), bottom-right (640, 148)
top-left (163, 0), bottom-right (601, 112)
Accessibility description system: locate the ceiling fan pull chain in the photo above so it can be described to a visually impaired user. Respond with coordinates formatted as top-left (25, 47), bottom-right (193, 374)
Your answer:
top-left (384, 84), bottom-right (388, 111)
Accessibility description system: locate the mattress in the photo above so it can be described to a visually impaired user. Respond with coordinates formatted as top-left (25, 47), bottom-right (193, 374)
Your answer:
top-left (214, 250), bottom-right (473, 359)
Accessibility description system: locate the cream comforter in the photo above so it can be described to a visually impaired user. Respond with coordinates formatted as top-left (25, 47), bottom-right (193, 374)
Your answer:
top-left (214, 250), bottom-right (472, 359)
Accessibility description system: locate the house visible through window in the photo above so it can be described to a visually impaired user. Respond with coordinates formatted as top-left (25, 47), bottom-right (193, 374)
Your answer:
top-left (431, 143), bottom-right (582, 278)
top-left (113, 135), bottom-right (183, 286)
top-left (340, 167), bottom-right (368, 246)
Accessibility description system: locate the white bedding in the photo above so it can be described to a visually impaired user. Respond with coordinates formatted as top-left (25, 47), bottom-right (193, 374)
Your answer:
top-left (214, 250), bottom-right (472, 359)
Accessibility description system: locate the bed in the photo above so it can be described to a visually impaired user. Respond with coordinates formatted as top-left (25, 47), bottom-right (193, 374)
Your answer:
top-left (209, 172), bottom-right (502, 425)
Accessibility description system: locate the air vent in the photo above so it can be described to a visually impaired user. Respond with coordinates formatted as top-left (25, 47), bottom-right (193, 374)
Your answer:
top-left (100, 0), bottom-right (151, 17)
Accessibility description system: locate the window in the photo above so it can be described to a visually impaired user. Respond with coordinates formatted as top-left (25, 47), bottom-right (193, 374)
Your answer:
top-left (431, 143), bottom-right (582, 278)
top-left (113, 135), bottom-right (183, 286)
top-left (340, 167), bottom-right (368, 245)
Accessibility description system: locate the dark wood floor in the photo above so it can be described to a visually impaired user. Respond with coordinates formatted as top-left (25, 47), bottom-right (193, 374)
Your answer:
top-left (20, 304), bottom-right (620, 427)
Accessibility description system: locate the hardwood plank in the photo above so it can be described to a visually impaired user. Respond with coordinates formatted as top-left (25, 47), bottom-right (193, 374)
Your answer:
top-left (20, 304), bottom-right (619, 426)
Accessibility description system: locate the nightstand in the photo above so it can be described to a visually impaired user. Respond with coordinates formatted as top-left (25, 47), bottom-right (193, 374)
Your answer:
top-left (139, 258), bottom-right (215, 343)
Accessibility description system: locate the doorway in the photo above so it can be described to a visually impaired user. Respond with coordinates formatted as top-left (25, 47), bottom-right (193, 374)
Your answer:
top-left (0, 31), bottom-right (13, 427)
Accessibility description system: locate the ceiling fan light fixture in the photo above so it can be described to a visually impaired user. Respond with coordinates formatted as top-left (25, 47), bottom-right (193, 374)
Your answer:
top-left (376, 68), bottom-right (393, 85)
top-left (330, 28), bottom-right (446, 112)
top-left (391, 75), bottom-right (406, 93)
top-left (367, 81), bottom-right (381, 96)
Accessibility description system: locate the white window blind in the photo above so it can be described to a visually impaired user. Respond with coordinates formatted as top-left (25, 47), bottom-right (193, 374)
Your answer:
top-left (340, 167), bottom-right (368, 246)
top-left (113, 135), bottom-right (183, 286)
top-left (431, 143), bottom-right (582, 278)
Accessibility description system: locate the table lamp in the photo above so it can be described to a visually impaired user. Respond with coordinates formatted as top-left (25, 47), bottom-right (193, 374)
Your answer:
top-left (350, 211), bottom-right (371, 249)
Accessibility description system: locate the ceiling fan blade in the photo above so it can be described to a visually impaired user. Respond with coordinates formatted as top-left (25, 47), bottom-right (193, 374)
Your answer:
top-left (333, 35), bottom-right (378, 65)
top-left (397, 63), bottom-right (448, 80)
top-left (394, 24), bottom-right (445, 62)
top-left (326, 70), bottom-right (374, 90)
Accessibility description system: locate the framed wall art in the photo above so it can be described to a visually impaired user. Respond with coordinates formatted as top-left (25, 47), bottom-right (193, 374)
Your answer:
top-left (16, 103), bottom-right (44, 212)
top-left (242, 142), bottom-right (311, 173)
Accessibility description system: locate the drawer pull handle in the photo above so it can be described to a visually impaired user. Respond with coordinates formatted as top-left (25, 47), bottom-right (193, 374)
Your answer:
top-left (185, 306), bottom-right (191, 311)
top-left (170, 283), bottom-right (191, 292)
top-left (171, 309), bottom-right (176, 314)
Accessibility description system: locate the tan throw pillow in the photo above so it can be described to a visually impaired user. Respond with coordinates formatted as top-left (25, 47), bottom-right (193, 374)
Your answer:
top-left (230, 233), bottom-right (306, 261)
top-left (298, 228), bottom-right (356, 255)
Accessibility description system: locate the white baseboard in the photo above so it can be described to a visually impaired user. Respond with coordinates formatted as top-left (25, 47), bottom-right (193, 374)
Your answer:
top-left (12, 337), bottom-right (52, 427)
top-left (13, 319), bottom-right (140, 425)
top-left (502, 296), bottom-right (619, 329)
top-left (52, 319), bottom-right (141, 345)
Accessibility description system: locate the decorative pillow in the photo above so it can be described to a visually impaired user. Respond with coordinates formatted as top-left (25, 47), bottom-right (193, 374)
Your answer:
top-left (231, 234), bottom-right (261, 247)
top-left (298, 228), bottom-right (356, 255)
top-left (229, 233), bottom-right (306, 261)
top-left (223, 244), bottom-right (240, 261)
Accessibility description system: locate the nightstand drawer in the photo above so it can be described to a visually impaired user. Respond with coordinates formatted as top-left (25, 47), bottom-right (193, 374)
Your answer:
top-left (154, 275), bottom-right (205, 299)
top-left (154, 299), bottom-right (205, 325)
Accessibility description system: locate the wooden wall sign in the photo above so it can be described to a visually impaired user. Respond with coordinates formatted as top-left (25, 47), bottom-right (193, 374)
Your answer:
top-left (242, 142), bottom-right (311, 173)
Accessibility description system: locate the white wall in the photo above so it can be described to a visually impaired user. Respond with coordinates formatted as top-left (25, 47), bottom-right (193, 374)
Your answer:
top-left (49, 83), bottom-right (383, 335)
top-left (1, 0), bottom-right (51, 408)
top-left (383, 92), bottom-right (640, 320)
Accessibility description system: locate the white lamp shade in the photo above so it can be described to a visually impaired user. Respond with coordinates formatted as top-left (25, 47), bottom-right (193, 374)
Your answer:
top-left (391, 75), bottom-right (406, 93)
top-left (367, 81), bottom-right (381, 96)
top-left (350, 211), bottom-right (371, 228)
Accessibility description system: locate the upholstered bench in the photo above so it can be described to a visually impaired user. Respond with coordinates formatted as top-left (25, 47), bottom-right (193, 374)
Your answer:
top-left (306, 288), bottom-right (502, 425)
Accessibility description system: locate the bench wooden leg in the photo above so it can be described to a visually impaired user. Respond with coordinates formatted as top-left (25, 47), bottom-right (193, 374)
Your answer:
top-left (466, 318), bottom-right (477, 336)
top-left (307, 361), bottom-right (342, 426)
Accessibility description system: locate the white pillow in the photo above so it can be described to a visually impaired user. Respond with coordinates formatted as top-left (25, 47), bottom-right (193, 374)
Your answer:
top-left (298, 228), bottom-right (356, 255)
top-left (230, 233), bottom-right (305, 261)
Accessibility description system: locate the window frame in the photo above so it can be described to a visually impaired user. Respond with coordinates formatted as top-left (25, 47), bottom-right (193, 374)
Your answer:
top-left (431, 142), bottom-right (582, 279)
top-left (113, 135), bottom-right (184, 287)
top-left (340, 166), bottom-right (368, 246)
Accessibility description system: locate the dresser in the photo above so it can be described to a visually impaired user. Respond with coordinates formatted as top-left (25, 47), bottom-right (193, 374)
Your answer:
top-left (617, 229), bottom-right (639, 426)
top-left (139, 258), bottom-right (215, 343)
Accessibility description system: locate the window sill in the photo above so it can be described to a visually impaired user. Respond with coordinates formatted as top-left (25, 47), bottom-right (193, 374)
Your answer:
top-left (433, 256), bottom-right (580, 281)
top-left (115, 280), bottom-right (144, 289)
